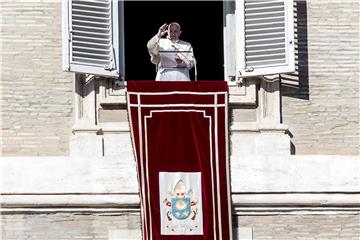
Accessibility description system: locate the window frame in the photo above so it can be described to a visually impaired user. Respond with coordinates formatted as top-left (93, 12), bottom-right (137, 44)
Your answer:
top-left (62, 0), bottom-right (124, 78)
top-left (235, 0), bottom-right (295, 77)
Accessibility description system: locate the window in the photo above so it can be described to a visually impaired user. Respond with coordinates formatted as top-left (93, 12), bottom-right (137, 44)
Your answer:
top-left (62, 0), bottom-right (124, 78)
top-left (235, 0), bottom-right (295, 77)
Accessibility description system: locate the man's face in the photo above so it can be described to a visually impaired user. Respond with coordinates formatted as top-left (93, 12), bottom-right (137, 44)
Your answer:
top-left (168, 24), bottom-right (181, 41)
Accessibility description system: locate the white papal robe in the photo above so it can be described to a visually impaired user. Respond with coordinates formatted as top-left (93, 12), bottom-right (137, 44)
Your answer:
top-left (147, 35), bottom-right (195, 81)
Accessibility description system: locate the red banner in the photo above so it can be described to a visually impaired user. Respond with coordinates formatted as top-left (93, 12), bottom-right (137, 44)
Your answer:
top-left (127, 81), bottom-right (232, 240)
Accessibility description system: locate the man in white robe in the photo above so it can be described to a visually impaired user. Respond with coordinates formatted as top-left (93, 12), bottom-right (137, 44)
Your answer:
top-left (147, 22), bottom-right (196, 81)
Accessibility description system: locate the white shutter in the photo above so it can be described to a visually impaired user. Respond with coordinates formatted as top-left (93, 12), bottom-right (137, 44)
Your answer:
top-left (62, 0), bottom-right (123, 78)
top-left (235, 0), bottom-right (295, 77)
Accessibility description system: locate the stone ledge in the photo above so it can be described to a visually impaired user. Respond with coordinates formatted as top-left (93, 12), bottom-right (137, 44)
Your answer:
top-left (232, 193), bottom-right (360, 206)
top-left (1, 193), bottom-right (359, 210)
top-left (1, 155), bottom-right (359, 193)
top-left (72, 122), bottom-right (130, 133)
top-left (0, 193), bottom-right (139, 208)
top-left (230, 122), bottom-right (289, 132)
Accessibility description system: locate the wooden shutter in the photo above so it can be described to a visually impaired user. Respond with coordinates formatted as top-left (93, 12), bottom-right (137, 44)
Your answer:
top-left (62, 0), bottom-right (124, 78)
top-left (235, 0), bottom-right (295, 77)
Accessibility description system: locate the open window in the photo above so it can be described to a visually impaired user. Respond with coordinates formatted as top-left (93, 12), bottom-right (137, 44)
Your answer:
top-left (235, 0), bottom-right (295, 77)
top-left (62, 0), bottom-right (124, 78)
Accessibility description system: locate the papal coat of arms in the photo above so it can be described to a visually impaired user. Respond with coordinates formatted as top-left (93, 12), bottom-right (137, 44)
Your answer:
top-left (162, 179), bottom-right (200, 233)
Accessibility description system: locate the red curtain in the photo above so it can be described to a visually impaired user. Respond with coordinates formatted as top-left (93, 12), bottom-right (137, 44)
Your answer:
top-left (127, 81), bottom-right (232, 240)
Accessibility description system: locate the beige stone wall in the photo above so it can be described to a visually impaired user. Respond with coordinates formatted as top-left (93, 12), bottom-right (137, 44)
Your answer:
top-left (281, 0), bottom-right (360, 155)
top-left (0, 1), bottom-right (74, 156)
top-left (0, 0), bottom-right (359, 156)
top-left (1, 213), bottom-right (359, 239)
top-left (0, 213), bottom-right (141, 240)
top-left (236, 215), bottom-right (360, 239)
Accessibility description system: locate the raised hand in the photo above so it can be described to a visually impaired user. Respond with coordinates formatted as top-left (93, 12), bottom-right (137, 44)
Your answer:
top-left (157, 23), bottom-right (168, 38)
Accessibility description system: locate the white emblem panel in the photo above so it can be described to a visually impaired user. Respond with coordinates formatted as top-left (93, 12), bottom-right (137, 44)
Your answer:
top-left (159, 172), bottom-right (203, 235)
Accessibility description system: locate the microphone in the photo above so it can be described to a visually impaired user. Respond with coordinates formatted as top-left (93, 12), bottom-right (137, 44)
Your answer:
top-left (171, 44), bottom-right (197, 81)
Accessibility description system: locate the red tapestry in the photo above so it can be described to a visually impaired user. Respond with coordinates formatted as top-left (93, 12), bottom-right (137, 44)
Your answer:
top-left (127, 81), bottom-right (232, 240)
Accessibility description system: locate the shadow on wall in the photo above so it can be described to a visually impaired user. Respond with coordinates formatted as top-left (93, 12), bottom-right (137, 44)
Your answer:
top-left (280, 0), bottom-right (309, 100)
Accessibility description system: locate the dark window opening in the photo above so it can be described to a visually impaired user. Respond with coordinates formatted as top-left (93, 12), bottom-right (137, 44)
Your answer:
top-left (124, 1), bottom-right (224, 81)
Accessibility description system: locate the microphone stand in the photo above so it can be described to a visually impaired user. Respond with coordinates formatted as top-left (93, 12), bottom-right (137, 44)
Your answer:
top-left (193, 57), bottom-right (197, 81)
top-left (171, 43), bottom-right (197, 81)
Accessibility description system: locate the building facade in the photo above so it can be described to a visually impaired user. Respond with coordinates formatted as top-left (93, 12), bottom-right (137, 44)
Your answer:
top-left (1, 0), bottom-right (359, 239)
